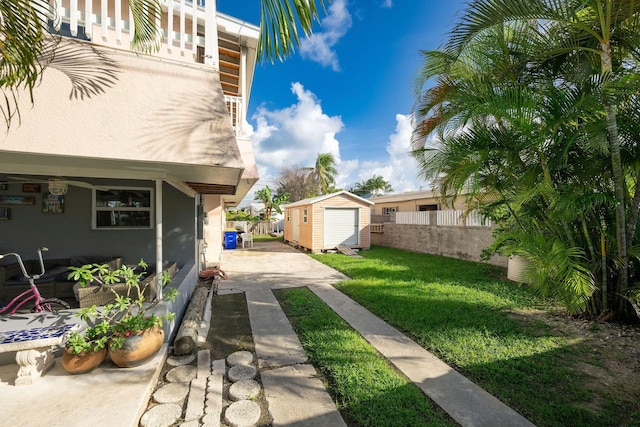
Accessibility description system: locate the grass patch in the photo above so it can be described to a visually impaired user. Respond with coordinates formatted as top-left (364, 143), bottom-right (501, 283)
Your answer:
top-left (252, 233), bottom-right (283, 242)
top-left (275, 287), bottom-right (456, 427)
top-left (307, 246), bottom-right (638, 427)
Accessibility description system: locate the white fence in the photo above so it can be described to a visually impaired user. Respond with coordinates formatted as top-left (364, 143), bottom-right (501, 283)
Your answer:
top-left (394, 210), bottom-right (492, 227)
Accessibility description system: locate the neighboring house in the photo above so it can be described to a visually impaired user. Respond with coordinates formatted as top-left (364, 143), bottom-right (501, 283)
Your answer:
top-left (0, 1), bottom-right (259, 337)
top-left (369, 190), bottom-right (467, 217)
top-left (283, 191), bottom-right (372, 253)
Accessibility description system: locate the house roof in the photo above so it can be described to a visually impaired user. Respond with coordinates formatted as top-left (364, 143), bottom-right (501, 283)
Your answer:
top-left (368, 189), bottom-right (440, 204)
top-left (284, 191), bottom-right (374, 208)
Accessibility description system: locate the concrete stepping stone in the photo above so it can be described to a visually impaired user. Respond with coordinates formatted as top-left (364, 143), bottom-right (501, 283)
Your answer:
top-left (228, 364), bottom-right (257, 382)
top-left (229, 379), bottom-right (261, 401)
top-left (153, 383), bottom-right (189, 404)
top-left (166, 365), bottom-right (197, 384)
top-left (139, 403), bottom-right (182, 427)
top-left (166, 354), bottom-right (196, 366)
top-left (179, 421), bottom-right (200, 427)
top-left (184, 377), bottom-right (206, 421)
top-left (224, 400), bottom-right (261, 427)
top-left (227, 350), bottom-right (254, 366)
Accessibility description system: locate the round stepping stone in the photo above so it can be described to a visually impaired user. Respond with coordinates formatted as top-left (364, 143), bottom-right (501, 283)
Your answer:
top-left (166, 365), bottom-right (197, 384)
top-left (227, 350), bottom-right (254, 367)
top-left (179, 421), bottom-right (199, 427)
top-left (229, 379), bottom-right (261, 401)
top-left (166, 354), bottom-right (196, 366)
top-left (153, 383), bottom-right (189, 404)
top-left (228, 364), bottom-right (257, 382)
top-left (139, 403), bottom-right (182, 427)
top-left (224, 400), bottom-right (261, 427)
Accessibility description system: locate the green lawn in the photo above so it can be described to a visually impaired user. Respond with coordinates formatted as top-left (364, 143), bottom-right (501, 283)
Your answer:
top-left (252, 233), bottom-right (283, 242)
top-left (279, 246), bottom-right (640, 427)
top-left (275, 287), bottom-right (456, 427)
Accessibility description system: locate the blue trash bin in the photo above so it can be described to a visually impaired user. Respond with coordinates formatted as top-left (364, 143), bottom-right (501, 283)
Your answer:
top-left (224, 231), bottom-right (237, 249)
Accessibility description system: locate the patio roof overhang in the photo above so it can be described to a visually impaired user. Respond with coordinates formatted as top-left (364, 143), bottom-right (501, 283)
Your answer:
top-left (0, 152), bottom-right (245, 198)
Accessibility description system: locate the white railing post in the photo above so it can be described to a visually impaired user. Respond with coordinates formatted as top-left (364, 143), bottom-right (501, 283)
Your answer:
top-left (85, 0), bottom-right (93, 38)
top-left (192, 0), bottom-right (198, 59)
top-left (179, 0), bottom-right (185, 54)
top-left (70, 0), bottom-right (77, 35)
top-left (101, 0), bottom-right (108, 41)
top-left (204, 0), bottom-right (219, 68)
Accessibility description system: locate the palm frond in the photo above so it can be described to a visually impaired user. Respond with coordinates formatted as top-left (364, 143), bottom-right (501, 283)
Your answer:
top-left (258, 0), bottom-right (327, 62)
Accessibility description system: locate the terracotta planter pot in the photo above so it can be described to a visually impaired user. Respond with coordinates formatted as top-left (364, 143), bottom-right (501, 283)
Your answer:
top-left (61, 347), bottom-right (108, 374)
top-left (109, 327), bottom-right (164, 368)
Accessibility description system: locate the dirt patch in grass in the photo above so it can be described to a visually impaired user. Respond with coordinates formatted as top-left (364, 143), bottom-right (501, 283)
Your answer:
top-left (509, 309), bottom-right (640, 416)
top-left (202, 291), bottom-right (254, 359)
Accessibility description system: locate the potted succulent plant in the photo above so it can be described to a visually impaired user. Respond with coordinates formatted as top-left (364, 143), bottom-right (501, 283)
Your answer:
top-left (67, 259), bottom-right (178, 368)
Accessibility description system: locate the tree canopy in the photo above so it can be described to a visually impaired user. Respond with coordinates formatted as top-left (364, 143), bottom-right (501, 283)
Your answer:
top-left (411, 0), bottom-right (640, 320)
top-left (350, 175), bottom-right (394, 197)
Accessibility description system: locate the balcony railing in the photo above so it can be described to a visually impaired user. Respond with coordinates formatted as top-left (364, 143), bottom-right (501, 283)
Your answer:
top-left (50, 0), bottom-right (247, 136)
top-left (225, 95), bottom-right (244, 136)
top-left (50, 0), bottom-right (218, 66)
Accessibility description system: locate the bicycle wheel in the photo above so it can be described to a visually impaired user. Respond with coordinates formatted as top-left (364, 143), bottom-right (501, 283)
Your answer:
top-left (32, 298), bottom-right (71, 313)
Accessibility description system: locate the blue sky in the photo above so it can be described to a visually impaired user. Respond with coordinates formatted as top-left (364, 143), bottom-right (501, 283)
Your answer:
top-left (217, 0), bottom-right (466, 204)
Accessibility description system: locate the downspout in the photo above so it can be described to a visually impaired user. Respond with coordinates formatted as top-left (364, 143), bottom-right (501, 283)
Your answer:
top-left (156, 179), bottom-right (163, 301)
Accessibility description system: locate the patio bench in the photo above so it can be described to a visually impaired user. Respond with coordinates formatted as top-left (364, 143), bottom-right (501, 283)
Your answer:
top-left (0, 323), bottom-right (79, 385)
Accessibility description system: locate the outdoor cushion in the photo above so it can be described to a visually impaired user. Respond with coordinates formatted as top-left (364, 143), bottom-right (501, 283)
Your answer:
top-left (69, 256), bottom-right (116, 268)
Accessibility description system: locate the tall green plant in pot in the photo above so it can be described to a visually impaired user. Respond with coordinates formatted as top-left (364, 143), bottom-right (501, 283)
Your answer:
top-left (61, 324), bottom-right (110, 374)
top-left (68, 259), bottom-right (178, 368)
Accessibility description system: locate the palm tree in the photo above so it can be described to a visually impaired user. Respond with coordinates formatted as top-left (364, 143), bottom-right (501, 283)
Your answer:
top-left (432, 0), bottom-right (640, 310)
top-left (312, 152), bottom-right (338, 195)
top-left (366, 175), bottom-right (393, 196)
top-left (1, 0), bottom-right (327, 129)
top-left (255, 186), bottom-right (290, 221)
top-left (411, 1), bottom-right (640, 317)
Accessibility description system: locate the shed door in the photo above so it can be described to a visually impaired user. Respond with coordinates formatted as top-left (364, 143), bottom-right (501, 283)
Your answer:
top-left (324, 208), bottom-right (359, 247)
top-left (291, 209), bottom-right (300, 242)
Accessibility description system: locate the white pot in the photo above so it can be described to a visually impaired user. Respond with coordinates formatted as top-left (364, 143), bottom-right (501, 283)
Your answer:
top-left (507, 255), bottom-right (531, 283)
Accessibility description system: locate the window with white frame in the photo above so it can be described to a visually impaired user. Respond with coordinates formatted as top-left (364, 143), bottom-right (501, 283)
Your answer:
top-left (303, 208), bottom-right (308, 223)
top-left (92, 187), bottom-right (154, 229)
top-left (382, 207), bottom-right (397, 215)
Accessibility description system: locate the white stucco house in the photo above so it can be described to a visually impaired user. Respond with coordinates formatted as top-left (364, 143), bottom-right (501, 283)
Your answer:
top-left (0, 1), bottom-right (260, 339)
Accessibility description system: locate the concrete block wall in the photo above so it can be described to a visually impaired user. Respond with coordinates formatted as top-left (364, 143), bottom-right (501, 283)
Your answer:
top-left (370, 223), bottom-right (508, 268)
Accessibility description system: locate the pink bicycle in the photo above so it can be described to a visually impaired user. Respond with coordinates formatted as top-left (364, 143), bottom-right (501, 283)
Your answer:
top-left (0, 247), bottom-right (70, 315)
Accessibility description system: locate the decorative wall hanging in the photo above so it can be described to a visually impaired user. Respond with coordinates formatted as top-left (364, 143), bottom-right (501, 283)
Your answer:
top-left (0, 196), bottom-right (35, 205)
top-left (22, 184), bottom-right (41, 193)
top-left (43, 193), bottom-right (64, 214)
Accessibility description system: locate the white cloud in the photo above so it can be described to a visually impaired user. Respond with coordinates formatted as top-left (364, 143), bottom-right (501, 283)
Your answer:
top-left (381, 0), bottom-right (393, 8)
top-left (240, 90), bottom-right (428, 207)
top-left (335, 114), bottom-right (428, 193)
top-left (249, 82), bottom-right (343, 175)
top-left (300, 0), bottom-right (352, 71)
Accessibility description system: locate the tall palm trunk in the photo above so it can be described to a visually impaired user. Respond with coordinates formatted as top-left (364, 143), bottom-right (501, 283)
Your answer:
top-left (600, 41), bottom-right (629, 300)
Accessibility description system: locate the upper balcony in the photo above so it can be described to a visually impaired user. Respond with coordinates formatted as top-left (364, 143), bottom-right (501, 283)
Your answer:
top-left (49, 0), bottom-right (259, 136)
